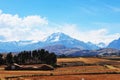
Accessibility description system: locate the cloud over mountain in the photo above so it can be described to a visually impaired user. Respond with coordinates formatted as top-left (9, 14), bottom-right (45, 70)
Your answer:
top-left (0, 9), bottom-right (119, 45)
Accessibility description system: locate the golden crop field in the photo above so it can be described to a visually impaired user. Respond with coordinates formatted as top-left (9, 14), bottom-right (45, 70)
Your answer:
top-left (0, 57), bottom-right (120, 80)
top-left (15, 74), bottom-right (120, 80)
top-left (57, 57), bottom-right (110, 64)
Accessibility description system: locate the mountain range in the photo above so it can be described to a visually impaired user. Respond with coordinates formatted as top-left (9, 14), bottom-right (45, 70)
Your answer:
top-left (0, 32), bottom-right (99, 52)
top-left (0, 32), bottom-right (120, 56)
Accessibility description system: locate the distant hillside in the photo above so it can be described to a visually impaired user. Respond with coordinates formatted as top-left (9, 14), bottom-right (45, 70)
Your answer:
top-left (44, 46), bottom-right (120, 57)
top-left (108, 38), bottom-right (120, 50)
top-left (96, 48), bottom-right (120, 57)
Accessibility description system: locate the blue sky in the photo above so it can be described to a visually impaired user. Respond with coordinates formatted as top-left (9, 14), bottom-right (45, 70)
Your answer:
top-left (0, 0), bottom-right (120, 45)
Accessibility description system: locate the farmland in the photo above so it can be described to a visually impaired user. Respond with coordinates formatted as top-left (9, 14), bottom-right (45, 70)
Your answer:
top-left (0, 57), bottom-right (120, 80)
top-left (57, 57), bottom-right (110, 63)
top-left (12, 74), bottom-right (120, 80)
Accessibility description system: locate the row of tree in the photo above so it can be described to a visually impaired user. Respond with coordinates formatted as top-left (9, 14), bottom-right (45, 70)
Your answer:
top-left (0, 49), bottom-right (57, 66)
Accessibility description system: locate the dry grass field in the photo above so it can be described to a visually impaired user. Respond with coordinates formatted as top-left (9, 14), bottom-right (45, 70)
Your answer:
top-left (57, 57), bottom-right (109, 63)
top-left (0, 57), bottom-right (120, 80)
top-left (14, 74), bottom-right (120, 80)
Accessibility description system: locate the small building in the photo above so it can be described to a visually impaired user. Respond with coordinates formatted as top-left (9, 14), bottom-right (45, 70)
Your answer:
top-left (5, 63), bottom-right (22, 70)
top-left (40, 64), bottom-right (54, 70)
top-left (5, 63), bottom-right (54, 70)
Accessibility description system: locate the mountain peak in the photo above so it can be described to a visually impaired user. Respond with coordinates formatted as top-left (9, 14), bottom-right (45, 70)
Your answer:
top-left (45, 32), bottom-right (72, 42)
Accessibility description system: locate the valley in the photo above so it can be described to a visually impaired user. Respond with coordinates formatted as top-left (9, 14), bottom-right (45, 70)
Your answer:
top-left (0, 33), bottom-right (120, 80)
top-left (0, 0), bottom-right (120, 80)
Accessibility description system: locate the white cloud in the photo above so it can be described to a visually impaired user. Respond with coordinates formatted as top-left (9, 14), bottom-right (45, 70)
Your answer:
top-left (0, 9), bottom-right (119, 45)
top-left (0, 10), bottom-right (48, 41)
top-left (54, 24), bottom-right (120, 45)
top-left (0, 11), bottom-right (48, 28)
top-left (82, 29), bottom-right (120, 45)
top-left (23, 16), bottom-right (48, 27)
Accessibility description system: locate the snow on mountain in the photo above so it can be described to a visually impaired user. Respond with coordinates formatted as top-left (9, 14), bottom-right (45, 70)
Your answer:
top-left (17, 40), bottom-right (37, 46)
top-left (97, 42), bottom-right (106, 48)
top-left (45, 32), bottom-right (72, 42)
top-left (44, 32), bottom-right (99, 50)
top-left (0, 40), bottom-right (39, 52)
top-left (0, 32), bottom-right (112, 53)
top-left (47, 34), bottom-right (60, 42)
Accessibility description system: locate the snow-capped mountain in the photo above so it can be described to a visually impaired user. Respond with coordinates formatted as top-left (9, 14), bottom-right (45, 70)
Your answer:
top-left (108, 38), bottom-right (120, 50)
top-left (44, 32), bottom-right (99, 50)
top-left (45, 32), bottom-right (73, 42)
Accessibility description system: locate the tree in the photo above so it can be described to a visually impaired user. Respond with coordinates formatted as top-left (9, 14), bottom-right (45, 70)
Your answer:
top-left (0, 54), bottom-right (4, 65)
top-left (17, 52), bottom-right (26, 64)
top-left (6, 52), bottom-right (14, 65)
top-left (32, 50), bottom-right (38, 58)
top-left (39, 49), bottom-right (46, 62)
top-left (13, 55), bottom-right (18, 63)
top-left (4, 49), bottom-right (57, 67)
top-left (45, 52), bottom-right (57, 66)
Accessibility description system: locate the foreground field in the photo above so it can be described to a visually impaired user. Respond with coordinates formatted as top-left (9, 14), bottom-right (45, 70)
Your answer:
top-left (16, 74), bottom-right (120, 80)
top-left (0, 66), bottom-right (117, 78)
top-left (0, 57), bottom-right (120, 80)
